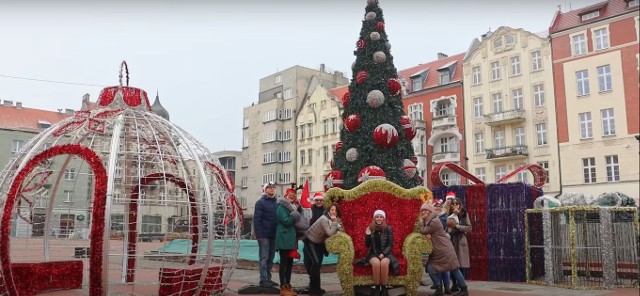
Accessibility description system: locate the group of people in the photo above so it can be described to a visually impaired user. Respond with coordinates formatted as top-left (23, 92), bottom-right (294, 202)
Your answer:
top-left (253, 183), bottom-right (471, 296)
top-left (253, 182), bottom-right (342, 296)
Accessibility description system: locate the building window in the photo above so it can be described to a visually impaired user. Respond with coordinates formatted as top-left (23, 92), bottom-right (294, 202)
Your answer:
top-left (263, 110), bottom-right (276, 122)
top-left (494, 37), bottom-right (503, 49)
top-left (514, 127), bottom-right (526, 146)
top-left (472, 66), bottom-right (481, 85)
top-left (439, 137), bottom-right (449, 153)
top-left (11, 140), bottom-right (24, 153)
top-left (439, 70), bottom-right (450, 85)
top-left (284, 88), bottom-right (293, 100)
top-left (275, 74), bottom-right (282, 84)
top-left (601, 108), bottom-right (616, 136)
top-left (475, 168), bottom-right (486, 181)
top-left (582, 157), bottom-right (596, 183)
top-left (533, 84), bottom-right (545, 107)
top-left (537, 161), bottom-right (550, 184)
top-left (517, 164), bottom-right (529, 183)
top-left (277, 130), bottom-right (291, 141)
top-left (475, 133), bottom-right (484, 154)
top-left (536, 123), bottom-right (548, 145)
top-left (572, 33), bottom-right (587, 55)
top-left (241, 177), bottom-right (248, 188)
top-left (242, 137), bottom-right (249, 148)
top-left (629, 0), bottom-right (639, 7)
top-left (299, 125), bottom-right (305, 139)
top-left (243, 118), bottom-right (249, 128)
top-left (64, 169), bottom-right (76, 181)
top-left (323, 119), bottom-right (329, 134)
top-left (436, 101), bottom-right (451, 117)
top-left (531, 51), bottom-right (542, 71)
top-left (331, 118), bottom-right (338, 133)
top-left (510, 56), bottom-right (521, 76)
top-left (495, 166), bottom-right (507, 181)
top-left (241, 157), bottom-right (249, 167)
top-left (279, 172), bottom-right (291, 184)
top-left (579, 112), bottom-right (593, 139)
top-left (278, 151), bottom-right (291, 162)
top-left (412, 76), bottom-right (423, 92)
top-left (597, 65), bottom-right (612, 92)
top-left (605, 155), bottom-right (620, 182)
top-left (473, 97), bottom-right (483, 118)
top-left (512, 89), bottom-right (523, 110)
top-left (307, 148), bottom-right (313, 165)
top-left (263, 130), bottom-right (276, 143)
top-left (300, 150), bottom-right (306, 165)
top-left (63, 190), bottom-right (73, 203)
top-left (491, 61), bottom-right (501, 80)
top-left (576, 70), bottom-right (590, 96)
top-left (505, 34), bottom-right (515, 45)
top-left (581, 10), bottom-right (600, 21)
top-left (408, 103), bottom-right (423, 120)
top-left (593, 28), bottom-right (609, 50)
top-left (307, 123), bottom-right (313, 137)
top-left (492, 93), bottom-right (503, 113)
top-left (494, 130), bottom-right (505, 148)
top-left (323, 146), bottom-right (329, 163)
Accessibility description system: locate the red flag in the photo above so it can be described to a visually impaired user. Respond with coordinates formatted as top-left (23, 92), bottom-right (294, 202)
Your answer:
top-left (300, 180), bottom-right (312, 208)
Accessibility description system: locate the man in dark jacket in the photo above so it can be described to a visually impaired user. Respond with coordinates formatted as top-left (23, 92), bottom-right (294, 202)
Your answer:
top-left (303, 192), bottom-right (327, 291)
top-left (254, 182), bottom-right (278, 288)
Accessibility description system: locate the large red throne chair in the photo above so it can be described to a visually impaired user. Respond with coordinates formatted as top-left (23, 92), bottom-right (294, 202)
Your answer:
top-left (324, 179), bottom-right (432, 296)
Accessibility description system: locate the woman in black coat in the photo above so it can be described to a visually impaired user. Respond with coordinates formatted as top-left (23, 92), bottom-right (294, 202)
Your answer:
top-left (357, 209), bottom-right (398, 295)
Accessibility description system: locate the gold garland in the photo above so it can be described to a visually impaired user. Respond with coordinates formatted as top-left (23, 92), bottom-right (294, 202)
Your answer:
top-left (569, 210), bottom-right (577, 288)
top-left (325, 179), bottom-right (429, 207)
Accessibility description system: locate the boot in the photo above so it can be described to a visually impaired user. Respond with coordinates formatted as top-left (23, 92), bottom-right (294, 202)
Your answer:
top-left (430, 287), bottom-right (444, 296)
top-left (453, 286), bottom-right (468, 296)
top-left (449, 285), bottom-right (460, 293)
top-left (280, 284), bottom-right (297, 296)
top-left (380, 285), bottom-right (389, 296)
top-left (444, 285), bottom-right (452, 295)
top-left (370, 285), bottom-right (380, 296)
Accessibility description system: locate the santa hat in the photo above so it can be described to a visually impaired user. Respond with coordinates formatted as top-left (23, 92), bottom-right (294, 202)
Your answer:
top-left (285, 188), bottom-right (296, 195)
top-left (373, 209), bottom-right (386, 219)
top-left (313, 192), bottom-right (324, 201)
top-left (263, 182), bottom-right (275, 191)
top-left (445, 192), bottom-right (456, 200)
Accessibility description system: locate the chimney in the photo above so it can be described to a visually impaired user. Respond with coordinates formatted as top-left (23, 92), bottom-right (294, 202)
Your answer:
top-left (65, 108), bottom-right (74, 115)
top-left (15, 102), bottom-right (22, 108)
top-left (82, 93), bottom-right (90, 102)
top-left (437, 53), bottom-right (448, 60)
top-left (320, 63), bottom-right (326, 72)
top-left (3, 100), bottom-right (13, 106)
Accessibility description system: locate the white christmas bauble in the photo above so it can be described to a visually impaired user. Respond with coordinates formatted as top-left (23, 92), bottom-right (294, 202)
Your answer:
top-left (366, 90), bottom-right (385, 108)
top-left (365, 12), bottom-right (377, 21)
top-left (373, 51), bottom-right (386, 64)
top-left (386, 42), bottom-right (391, 50)
top-left (370, 32), bottom-right (380, 41)
top-left (402, 159), bottom-right (417, 179)
top-left (346, 148), bottom-right (358, 162)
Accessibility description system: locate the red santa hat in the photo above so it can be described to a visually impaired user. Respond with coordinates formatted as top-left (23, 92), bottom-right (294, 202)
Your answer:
top-left (446, 192), bottom-right (456, 200)
top-left (285, 188), bottom-right (296, 195)
top-left (313, 192), bottom-right (324, 201)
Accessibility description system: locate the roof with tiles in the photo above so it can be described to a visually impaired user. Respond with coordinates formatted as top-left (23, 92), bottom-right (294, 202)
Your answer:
top-left (549, 0), bottom-right (638, 34)
top-left (397, 52), bottom-right (466, 92)
top-left (328, 85), bottom-right (349, 102)
top-left (0, 104), bottom-right (72, 133)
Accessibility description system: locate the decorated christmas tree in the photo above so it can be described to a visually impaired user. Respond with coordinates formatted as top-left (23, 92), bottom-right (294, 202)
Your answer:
top-left (325, 0), bottom-right (420, 191)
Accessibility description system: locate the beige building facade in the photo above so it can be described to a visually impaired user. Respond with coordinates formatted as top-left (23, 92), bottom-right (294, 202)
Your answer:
top-left (239, 65), bottom-right (348, 216)
top-left (463, 27), bottom-right (561, 194)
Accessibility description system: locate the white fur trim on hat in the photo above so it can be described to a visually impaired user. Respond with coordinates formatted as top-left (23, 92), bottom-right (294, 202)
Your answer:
top-left (313, 192), bottom-right (324, 201)
top-left (263, 182), bottom-right (275, 191)
top-left (373, 209), bottom-right (386, 219)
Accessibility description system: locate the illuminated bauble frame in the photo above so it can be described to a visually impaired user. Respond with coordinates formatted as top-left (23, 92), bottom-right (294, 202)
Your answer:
top-left (0, 61), bottom-right (242, 296)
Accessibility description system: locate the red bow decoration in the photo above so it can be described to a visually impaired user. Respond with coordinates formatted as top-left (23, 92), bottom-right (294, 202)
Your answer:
top-left (17, 170), bottom-right (53, 224)
top-left (53, 109), bottom-right (123, 136)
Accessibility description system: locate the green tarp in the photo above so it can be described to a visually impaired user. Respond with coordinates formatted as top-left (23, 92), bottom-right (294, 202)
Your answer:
top-left (152, 239), bottom-right (338, 265)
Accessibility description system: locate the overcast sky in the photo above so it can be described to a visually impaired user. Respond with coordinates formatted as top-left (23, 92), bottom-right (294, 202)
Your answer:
top-left (0, 0), bottom-right (602, 153)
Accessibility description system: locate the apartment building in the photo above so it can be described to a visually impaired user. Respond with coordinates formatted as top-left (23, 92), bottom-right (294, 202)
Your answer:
top-left (239, 65), bottom-right (348, 216)
top-left (463, 26), bottom-right (561, 194)
top-left (549, 0), bottom-right (639, 199)
top-left (400, 53), bottom-right (466, 187)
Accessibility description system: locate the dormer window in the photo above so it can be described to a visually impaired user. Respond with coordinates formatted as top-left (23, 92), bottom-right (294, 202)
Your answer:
top-left (38, 120), bottom-right (51, 129)
top-left (439, 70), bottom-right (450, 85)
top-left (410, 69), bottom-right (428, 92)
top-left (581, 10), bottom-right (600, 21)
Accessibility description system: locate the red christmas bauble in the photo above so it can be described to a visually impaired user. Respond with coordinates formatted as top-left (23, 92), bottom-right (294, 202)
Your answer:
top-left (400, 115), bottom-right (416, 140)
top-left (334, 141), bottom-right (344, 154)
top-left (387, 78), bottom-right (401, 96)
top-left (357, 39), bottom-right (365, 49)
top-left (411, 155), bottom-right (419, 165)
top-left (402, 159), bottom-right (417, 179)
top-left (377, 21), bottom-right (385, 31)
top-left (356, 71), bottom-right (368, 84)
top-left (344, 114), bottom-right (361, 133)
top-left (324, 170), bottom-right (344, 191)
top-left (358, 165), bottom-right (386, 184)
top-left (372, 123), bottom-right (399, 148)
top-left (342, 92), bottom-right (350, 108)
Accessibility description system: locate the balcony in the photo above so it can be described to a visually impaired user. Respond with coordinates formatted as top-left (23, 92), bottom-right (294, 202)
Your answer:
top-left (486, 145), bottom-right (528, 161)
top-left (414, 119), bottom-right (426, 130)
top-left (484, 109), bottom-right (526, 126)
top-left (428, 126), bottom-right (462, 145)
top-left (432, 114), bottom-right (457, 129)
top-left (432, 151), bottom-right (460, 164)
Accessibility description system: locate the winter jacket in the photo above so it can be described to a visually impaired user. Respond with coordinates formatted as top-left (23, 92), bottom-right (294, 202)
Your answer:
top-left (448, 209), bottom-right (472, 268)
top-left (310, 205), bottom-right (325, 226)
top-left (420, 212), bottom-right (460, 272)
top-left (254, 193), bottom-right (278, 239)
top-left (306, 214), bottom-right (341, 244)
top-left (275, 199), bottom-right (299, 250)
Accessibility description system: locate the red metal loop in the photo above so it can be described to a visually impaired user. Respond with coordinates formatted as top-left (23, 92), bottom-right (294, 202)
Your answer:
top-left (430, 162), bottom-right (485, 187)
top-left (496, 164), bottom-right (547, 188)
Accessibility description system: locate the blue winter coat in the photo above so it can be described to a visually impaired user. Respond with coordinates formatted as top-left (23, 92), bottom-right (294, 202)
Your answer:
top-left (254, 194), bottom-right (278, 239)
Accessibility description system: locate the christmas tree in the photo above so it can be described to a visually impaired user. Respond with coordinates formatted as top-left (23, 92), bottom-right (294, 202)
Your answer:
top-left (326, 0), bottom-right (420, 191)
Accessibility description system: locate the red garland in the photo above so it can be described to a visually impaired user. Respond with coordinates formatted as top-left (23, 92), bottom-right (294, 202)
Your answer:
top-left (0, 144), bottom-right (108, 296)
top-left (127, 173), bottom-right (200, 283)
top-left (334, 191), bottom-right (421, 276)
top-left (206, 162), bottom-right (244, 226)
top-left (158, 265), bottom-right (224, 296)
top-left (53, 109), bottom-right (123, 136)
